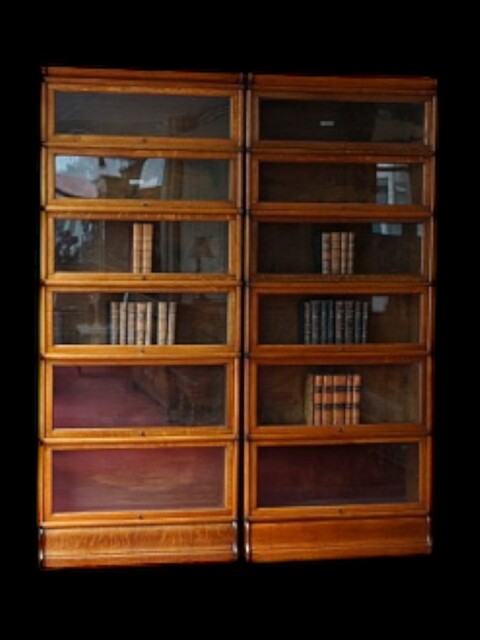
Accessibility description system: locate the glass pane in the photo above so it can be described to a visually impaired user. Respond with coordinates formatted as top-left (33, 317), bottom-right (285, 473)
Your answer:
top-left (259, 162), bottom-right (423, 204)
top-left (260, 99), bottom-right (425, 143)
top-left (53, 365), bottom-right (226, 428)
top-left (257, 222), bottom-right (424, 276)
top-left (52, 447), bottom-right (225, 512)
top-left (257, 363), bottom-right (420, 425)
top-left (259, 294), bottom-right (420, 345)
top-left (53, 292), bottom-right (227, 345)
top-left (55, 155), bottom-right (230, 201)
top-left (257, 443), bottom-right (419, 507)
top-left (54, 219), bottom-right (229, 274)
top-left (55, 91), bottom-right (230, 138)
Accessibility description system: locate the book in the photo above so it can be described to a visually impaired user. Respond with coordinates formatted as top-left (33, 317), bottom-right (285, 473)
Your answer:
top-left (145, 301), bottom-right (153, 345)
top-left (347, 232), bottom-right (355, 274)
top-left (333, 374), bottom-right (347, 425)
top-left (335, 300), bottom-right (345, 344)
top-left (142, 223), bottom-right (153, 273)
top-left (345, 300), bottom-right (354, 343)
top-left (110, 301), bottom-right (119, 344)
top-left (303, 300), bottom-right (312, 344)
top-left (167, 301), bottom-right (177, 345)
top-left (322, 374), bottom-right (334, 425)
top-left (344, 374), bottom-right (353, 424)
top-left (361, 300), bottom-right (369, 343)
top-left (119, 301), bottom-right (127, 345)
top-left (313, 374), bottom-right (323, 425)
top-left (340, 232), bottom-right (348, 274)
top-left (326, 300), bottom-right (335, 344)
top-left (304, 373), bottom-right (314, 425)
top-left (352, 373), bottom-right (362, 424)
top-left (132, 223), bottom-right (143, 273)
top-left (127, 302), bottom-right (136, 345)
top-left (157, 301), bottom-right (168, 345)
top-left (136, 302), bottom-right (146, 345)
top-left (331, 232), bottom-right (341, 275)
top-left (354, 300), bottom-right (362, 343)
top-left (311, 299), bottom-right (321, 344)
top-left (321, 233), bottom-right (331, 274)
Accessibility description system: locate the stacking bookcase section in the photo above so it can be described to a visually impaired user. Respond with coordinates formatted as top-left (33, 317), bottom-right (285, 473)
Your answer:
top-left (39, 68), bottom-right (243, 568)
top-left (244, 74), bottom-right (436, 562)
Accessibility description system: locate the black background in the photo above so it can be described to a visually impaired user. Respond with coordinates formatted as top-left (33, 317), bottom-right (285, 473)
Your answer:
top-left (25, 30), bottom-right (461, 603)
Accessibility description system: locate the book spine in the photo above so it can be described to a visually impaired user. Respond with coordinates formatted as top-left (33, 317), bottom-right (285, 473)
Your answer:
top-left (352, 373), bottom-right (362, 424)
top-left (335, 300), bottom-right (345, 344)
top-left (167, 301), bottom-right (177, 345)
top-left (344, 374), bottom-right (353, 425)
top-left (354, 300), bottom-right (362, 344)
top-left (320, 300), bottom-right (327, 344)
top-left (331, 232), bottom-right (341, 275)
top-left (311, 300), bottom-right (320, 344)
top-left (127, 302), bottom-right (136, 345)
top-left (157, 301), bottom-right (168, 345)
top-left (361, 300), bottom-right (369, 343)
top-left (119, 301), bottom-right (127, 345)
top-left (313, 374), bottom-right (323, 425)
top-left (303, 300), bottom-right (312, 344)
top-left (326, 300), bottom-right (335, 344)
top-left (142, 223), bottom-right (153, 273)
top-left (333, 374), bottom-right (347, 425)
top-left (145, 301), bottom-right (153, 345)
top-left (345, 300), bottom-right (354, 344)
top-left (110, 301), bottom-right (119, 345)
top-left (321, 232), bottom-right (331, 274)
top-left (132, 223), bottom-right (143, 274)
top-left (136, 302), bottom-right (146, 345)
top-left (322, 374), bottom-right (333, 425)
top-left (347, 232), bottom-right (355, 274)
top-left (340, 232), bottom-right (348, 274)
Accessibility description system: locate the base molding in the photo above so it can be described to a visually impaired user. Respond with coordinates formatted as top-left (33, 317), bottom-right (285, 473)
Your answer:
top-left (40, 522), bottom-right (237, 569)
top-left (247, 516), bottom-right (431, 562)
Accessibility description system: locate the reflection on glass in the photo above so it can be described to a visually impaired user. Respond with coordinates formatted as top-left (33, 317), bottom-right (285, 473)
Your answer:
top-left (55, 91), bottom-right (230, 138)
top-left (259, 162), bottom-right (423, 204)
top-left (54, 220), bottom-right (229, 274)
top-left (260, 99), bottom-right (425, 143)
top-left (257, 221), bottom-right (424, 275)
top-left (53, 365), bottom-right (226, 428)
top-left (258, 294), bottom-right (420, 345)
top-left (55, 155), bottom-right (230, 201)
top-left (257, 363), bottom-right (420, 425)
top-left (257, 443), bottom-right (419, 506)
top-left (53, 292), bottom-right (228, 345)
top-left (52, 447), bottom-right (225, 512)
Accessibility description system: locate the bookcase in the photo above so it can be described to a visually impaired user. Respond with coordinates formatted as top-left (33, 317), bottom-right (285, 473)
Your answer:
top-left (38, 69), bottom-right (436, 567)
top-left (243, 74), bottom-right (436, 561)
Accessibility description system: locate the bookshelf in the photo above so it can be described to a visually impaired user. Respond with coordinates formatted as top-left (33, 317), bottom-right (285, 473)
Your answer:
top-left (38, 70), bottom-right (436, 567)
top-left (39, 68), bottom-right (243, 567)
top-left (244, 74), bottom-right (436, 561)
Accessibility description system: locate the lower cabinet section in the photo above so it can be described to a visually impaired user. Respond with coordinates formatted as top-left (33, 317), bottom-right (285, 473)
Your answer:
top-left (246, 517), bottom-right (431, 562)
top-left (40, 522), bottom-right (238, 568)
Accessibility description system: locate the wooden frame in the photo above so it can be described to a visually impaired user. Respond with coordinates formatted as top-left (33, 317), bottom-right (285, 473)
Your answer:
top-left (45, 81), bottom-right (243, 152)
top-left (44, 210), bottom-right (241, 284)
top-left (44, 147), bottom-right (242, 211)
top-left (41, 357), bottom-right (240, 440)
top-left (244, 354), bottom-right (433, 437)
top-left (245, 436), bottom-right (431, 521)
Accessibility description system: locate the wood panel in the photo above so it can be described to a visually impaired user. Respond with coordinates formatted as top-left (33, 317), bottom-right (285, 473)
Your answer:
top-left (40, 522), bottom-right (238, 568)
top-left (247, 516), bottom-right (431, 562)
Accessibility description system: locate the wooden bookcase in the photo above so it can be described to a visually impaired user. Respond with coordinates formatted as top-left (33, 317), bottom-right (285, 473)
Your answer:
top-left (38, 69), bottom-right (436, 567)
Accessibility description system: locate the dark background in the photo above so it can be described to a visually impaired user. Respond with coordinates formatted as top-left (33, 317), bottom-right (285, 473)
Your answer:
top-left (26, 33), bottom-right (460, 600)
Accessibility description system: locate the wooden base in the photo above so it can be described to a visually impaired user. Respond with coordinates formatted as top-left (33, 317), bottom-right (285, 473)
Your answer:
top-left (247, 516), bottom-right (431, 562)
top-left (40, 522), bottom-right (238, 569)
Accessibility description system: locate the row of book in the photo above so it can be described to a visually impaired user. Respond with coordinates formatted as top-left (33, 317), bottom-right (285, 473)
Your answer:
top-left (303, 299), bottom-right (369, 344)
top-left (321, 232), bottom-right (355, 275)
top-left (132, 223), bottom-right (154, 273)
top-left (110, 301), bottom-right (177, 345)
top-left (305, 373), bottom-right (362, 425)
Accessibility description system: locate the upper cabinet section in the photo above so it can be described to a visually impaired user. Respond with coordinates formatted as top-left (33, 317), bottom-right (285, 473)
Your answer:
top-left (42, 68), bottom-right (244, 151)
top-left (249, 75), bottom-right (436, 154)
